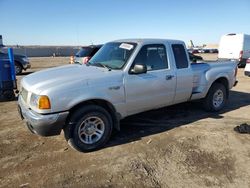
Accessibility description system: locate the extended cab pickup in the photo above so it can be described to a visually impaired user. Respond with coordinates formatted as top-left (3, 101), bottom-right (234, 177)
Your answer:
top-left (18, 39), bottom-right (238, 152)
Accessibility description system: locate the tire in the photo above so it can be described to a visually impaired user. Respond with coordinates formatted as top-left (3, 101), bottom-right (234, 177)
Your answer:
top-left (64, 105), bottom-right (113, 152)
top-left (202, 83), bottom-right (227, 112)
top-left (15, 62), bottom-right (23, 75)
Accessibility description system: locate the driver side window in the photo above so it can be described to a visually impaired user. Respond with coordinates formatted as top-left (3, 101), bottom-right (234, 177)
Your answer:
top-left (133, 44), bottom-right (168, 71)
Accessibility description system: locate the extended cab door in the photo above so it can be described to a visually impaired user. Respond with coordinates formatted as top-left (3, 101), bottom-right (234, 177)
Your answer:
top-left (171, 44), bottom-right (193, 103)
top-left (124, 44), bottom-right (176, 115)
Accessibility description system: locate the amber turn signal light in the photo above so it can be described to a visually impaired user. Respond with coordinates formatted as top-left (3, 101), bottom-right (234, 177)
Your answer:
top-left (38, 96), bottom-right (51, 109)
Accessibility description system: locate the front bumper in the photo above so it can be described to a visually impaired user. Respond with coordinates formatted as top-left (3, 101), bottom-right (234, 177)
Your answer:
top-left (18, 97), bottom-right (69, 136)
top-left (23, 62), bottom-right (31, 70)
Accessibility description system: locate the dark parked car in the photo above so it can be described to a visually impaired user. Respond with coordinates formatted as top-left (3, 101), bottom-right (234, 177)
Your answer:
top-left (188, 52), bottom-right (203, 63)
top-left (74, 45), bottom-right (102, 64)
top-left (201, 49), bottom-right (218, 53)
top-left (188, 49), bottom-right (199, 54)
top-left (0, 52), bottom-right (31, 75)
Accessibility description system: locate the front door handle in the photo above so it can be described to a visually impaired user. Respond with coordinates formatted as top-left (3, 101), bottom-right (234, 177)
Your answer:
top-left (166, 75), bottom-right (174, 80)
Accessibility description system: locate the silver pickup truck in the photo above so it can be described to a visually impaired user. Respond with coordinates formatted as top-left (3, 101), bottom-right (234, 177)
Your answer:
top-left (18, 39), bottom-right (238, 152)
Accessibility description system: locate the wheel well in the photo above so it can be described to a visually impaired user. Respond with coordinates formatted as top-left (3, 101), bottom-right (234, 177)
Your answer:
top-left (213, 77), bottom-right (229, 98)
top-left (67, 99), bottom-right (120, 130)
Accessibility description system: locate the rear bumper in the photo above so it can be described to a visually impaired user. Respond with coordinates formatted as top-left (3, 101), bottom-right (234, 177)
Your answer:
top-left (18, 97), bottom-right (69, 136)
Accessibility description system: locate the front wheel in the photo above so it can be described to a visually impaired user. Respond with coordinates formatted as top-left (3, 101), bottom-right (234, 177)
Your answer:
top-left (64, 105), bottom-right (113, 152)
top-left (15, 62), bottom-right (23, 75)
top-left (202, 83), bottom-right (227, 112)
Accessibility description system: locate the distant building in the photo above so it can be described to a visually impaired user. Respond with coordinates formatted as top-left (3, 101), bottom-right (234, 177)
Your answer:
top-left (0, 35), bottom-right (84, 57)
top-left (1, 45), bottom-right (80, 57)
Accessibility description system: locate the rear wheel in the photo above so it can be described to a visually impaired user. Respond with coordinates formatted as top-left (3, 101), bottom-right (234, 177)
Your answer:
top-left (203, 83), bottom-right (227, 112)
top-left (15, 62), bottom-right (23, 75)
top-left (64, 105), bottom-right (113, 152)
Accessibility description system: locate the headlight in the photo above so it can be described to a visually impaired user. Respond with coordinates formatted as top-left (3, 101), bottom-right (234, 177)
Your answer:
top-left (30, 94), bottom-right (51, 109)
top-left (22, 57), bottom-right (29, 62)
top-left (30, 93), bottom-right (39, 107)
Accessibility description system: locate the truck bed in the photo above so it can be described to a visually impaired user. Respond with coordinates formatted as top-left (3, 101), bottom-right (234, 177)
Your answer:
top-left (190, 60), bottom-right (237, 100)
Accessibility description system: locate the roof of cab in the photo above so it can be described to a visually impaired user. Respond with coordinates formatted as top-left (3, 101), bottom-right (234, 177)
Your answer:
top-left (112, 38), bottom-right (184, 45)
top-left (80, 44), bottom-right (103, 49)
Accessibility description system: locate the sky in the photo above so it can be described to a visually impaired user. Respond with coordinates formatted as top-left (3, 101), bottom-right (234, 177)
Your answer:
top-left (0, 0), bottom-right (250, 46)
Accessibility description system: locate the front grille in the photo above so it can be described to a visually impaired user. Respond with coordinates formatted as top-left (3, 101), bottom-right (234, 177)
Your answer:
top-left (21, 87), bottom-right (28, 102)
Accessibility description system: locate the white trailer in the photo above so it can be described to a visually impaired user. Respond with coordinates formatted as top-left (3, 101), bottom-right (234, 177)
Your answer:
top-left (218, 33), bottom-right (250, 67)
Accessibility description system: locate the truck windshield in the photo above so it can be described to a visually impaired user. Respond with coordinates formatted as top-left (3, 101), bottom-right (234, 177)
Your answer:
top-left (88, 42), bottom-right (137, 70)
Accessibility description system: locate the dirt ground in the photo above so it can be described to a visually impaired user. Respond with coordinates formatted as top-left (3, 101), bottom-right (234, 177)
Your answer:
top-left (0, 55), bottom-right (250, 188)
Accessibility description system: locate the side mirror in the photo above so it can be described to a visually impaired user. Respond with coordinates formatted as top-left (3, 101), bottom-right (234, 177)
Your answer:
top-left (131, 63), bottom-right (147, 74)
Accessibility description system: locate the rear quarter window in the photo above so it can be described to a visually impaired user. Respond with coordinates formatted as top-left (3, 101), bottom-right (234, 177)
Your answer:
top-left (172, 44), bottom-right (189, 69)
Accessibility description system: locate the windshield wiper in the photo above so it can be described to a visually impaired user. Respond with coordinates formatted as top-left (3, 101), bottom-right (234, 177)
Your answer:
top-left (92, 62), bottom-right (112, 71)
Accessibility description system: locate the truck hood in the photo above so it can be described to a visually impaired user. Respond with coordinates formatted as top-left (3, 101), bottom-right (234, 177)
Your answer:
top-left (21, 64), bottom-right (121, 93)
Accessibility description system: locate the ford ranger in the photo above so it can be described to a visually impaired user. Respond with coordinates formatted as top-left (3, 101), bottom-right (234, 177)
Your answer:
top-left (18, 39), bottom-right (238, 152)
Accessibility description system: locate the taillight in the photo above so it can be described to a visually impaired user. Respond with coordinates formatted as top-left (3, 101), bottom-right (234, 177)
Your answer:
top-left (239, 50), bottom-right (243, 61)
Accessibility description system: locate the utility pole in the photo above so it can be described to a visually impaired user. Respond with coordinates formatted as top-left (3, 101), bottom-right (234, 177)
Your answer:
top-left (0, 35), bottom-right (4, 47)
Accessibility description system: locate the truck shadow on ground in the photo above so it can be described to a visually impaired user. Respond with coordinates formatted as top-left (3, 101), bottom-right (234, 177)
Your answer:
top-left (18, 71), bottom-right (34, 76)
top-left (106, 90), bottom-right (250, 148)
